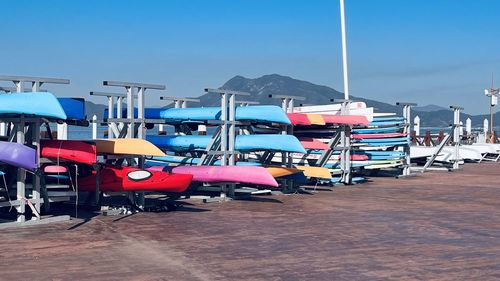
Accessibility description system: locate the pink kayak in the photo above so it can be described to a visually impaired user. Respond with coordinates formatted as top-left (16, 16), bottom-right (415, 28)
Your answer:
top-left (299, 138), bottom-right (329, 150)
top-left (322, 115), bottom-right (369, 125)
top-left (287, 113), bottom-right (312, 125)
top-left (352, 132), bottom-right (407, 139)
top-left (331, 154), bottom-right (369, 161)
top-left (150, 165), bottom-right (279, 187)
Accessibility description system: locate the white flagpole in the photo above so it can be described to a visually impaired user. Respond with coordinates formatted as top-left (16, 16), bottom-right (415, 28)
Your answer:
top-left (339, 0), bottom-right (350, 100)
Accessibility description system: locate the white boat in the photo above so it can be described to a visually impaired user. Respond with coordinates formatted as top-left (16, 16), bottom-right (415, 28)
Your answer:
top-left (410, 145), bottom-right (482, 163)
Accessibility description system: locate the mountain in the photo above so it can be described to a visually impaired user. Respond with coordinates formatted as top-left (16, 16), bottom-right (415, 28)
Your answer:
top-left (199, 74), bottom-right (402, 114)
top-left (85, 101), bottom-right (108, 120)
top-left (87, 74), bottom-right (494, 129)
top-left (414, 104), bottom-right (448, 112)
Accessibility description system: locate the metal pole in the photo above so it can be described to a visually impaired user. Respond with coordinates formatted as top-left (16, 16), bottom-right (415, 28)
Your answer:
top-left (339, 0), bottom-right (350, 100)
top-left (107, 96), bottom-right (114, 139)
top-left (137, 87), bottom-right (145, 139)
top-left (92, 115), bottom-right (97, 139)
top-left (220, 93), bottom-right (228, 166)
top-left (228, 94), bottom-right (236, 165)
top-left (126, 87), bottom-right (134, 138)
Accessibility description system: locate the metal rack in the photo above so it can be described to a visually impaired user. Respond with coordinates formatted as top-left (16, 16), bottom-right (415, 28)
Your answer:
top-left (90, 80), bottom-right (165, 210)
top-left (314, 99), bottom-right (352, 184)
top-left (396, 102), bottom-right (417, 177)
top-left (0, 75), bottom-right (71, 227)
top-left (269, 94), bottom-right (305, 190)
top-left (421, 106), bottom-right (463, 172)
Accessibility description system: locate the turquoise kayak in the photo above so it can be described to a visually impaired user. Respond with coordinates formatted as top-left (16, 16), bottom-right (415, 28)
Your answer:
top-left (159, 105), bottom-right (290, 124)
top-left (147, 134), bottom-right (306, 153)
top-left (0, 92), bottom-right (67, 120)
top-left (372, 116), bottom-right (405, 122)
top-left (355, 137), bottom-right (410, 143)
top-left (147, 156), bottom-right (262, 166)
top-left (369, 120), bottom-right (405, 127)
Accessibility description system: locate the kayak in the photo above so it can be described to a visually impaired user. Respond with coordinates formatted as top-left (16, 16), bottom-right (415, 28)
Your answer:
top-left (287, 113), bottom-right (312, 125)
top-left (351, 133), bottom-right (407, 139)
top-left (164, 165), bottom-right (278, 187)
top-left (147, 134), bottom-right (306, 154)
top-left (299, 138), bottom-right (329, 150)
top-left (0, 141), bottom-right (36, 171)
top-left (159, 105), bottom-right (290, 124)
top-left (321, 115), bottom-right (370, 125)
top-left (265, 166), bottom-right (303, 177)
top-left (78, 165), bottom-right (193, 193)
top-left (41, 140), bottom-right (97, 165)
top-left (95, 139), bottom-right (166, 157)
top-left (0, 92), bottom-right (67, 120)
top-left (58, 98), bottom-right (86, 121)
top-left (296, 166), bottom-right (332, 179)
top-left (147, 155), bottom-right (262, 167)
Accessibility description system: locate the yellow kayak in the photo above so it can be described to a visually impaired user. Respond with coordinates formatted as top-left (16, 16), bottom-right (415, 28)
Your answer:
top-left (265, 166), bottom-right (303, 178)
top-left (95, 139), bottom-right (166, 157)
top-left (296, 166), bottom-right (332, 179)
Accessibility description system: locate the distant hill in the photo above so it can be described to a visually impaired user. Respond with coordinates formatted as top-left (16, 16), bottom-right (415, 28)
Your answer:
top-left (87, 74), bottom-right (495, 129)
top-left (414, 104), bottom-right (448, 112)
top-left (85, 101), bottom-right (108, 120)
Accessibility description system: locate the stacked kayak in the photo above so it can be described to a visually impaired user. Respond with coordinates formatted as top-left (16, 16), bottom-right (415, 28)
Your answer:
top-left (160, 105), bottom-right (291, 124)
top-left (105, 105), bottom-right (291, 125)
top-left (0, 141), bottom-right (37, 171)
top-left (147, 134), bottom-right (306, 154)
top-left (151, 165), bottom-right (279, 187)
top-left (41, 140), bottom-right (97, 165)
top-left (351, 116), bottom-right (407, 169)
top-left (0, 92), bottom-right (67, 120)
top-left (78, 165), bottom-right (193, 193)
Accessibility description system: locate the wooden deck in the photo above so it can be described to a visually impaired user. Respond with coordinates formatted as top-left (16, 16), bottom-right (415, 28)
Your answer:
top-left (2, 163), bottom-right (500, 280)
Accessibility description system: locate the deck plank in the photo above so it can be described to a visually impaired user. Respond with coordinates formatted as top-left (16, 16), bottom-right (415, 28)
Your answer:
top-left (1, 163), bottom-right (500, 280)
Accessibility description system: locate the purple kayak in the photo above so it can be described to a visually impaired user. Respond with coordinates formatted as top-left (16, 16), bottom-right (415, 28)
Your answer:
top-left (150, 165), bottom-right (278, 187)
top-left (0, 141), bottom-right (36, 171)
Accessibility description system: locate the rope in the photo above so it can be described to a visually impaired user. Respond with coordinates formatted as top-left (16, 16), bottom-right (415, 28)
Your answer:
top-left (18, 196), bottom-right (41, 220)
top-left (74, 164), bottom-right (78, 219)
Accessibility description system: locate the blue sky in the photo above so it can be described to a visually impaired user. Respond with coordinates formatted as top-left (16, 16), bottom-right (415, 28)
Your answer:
top-left (1, 0), bottom-right (499, 114)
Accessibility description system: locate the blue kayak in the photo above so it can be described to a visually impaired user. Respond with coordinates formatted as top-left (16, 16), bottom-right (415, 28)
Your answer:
top-left (147, 156), bottom-right (262, 166)
top-left (147, 134), bottom-right (306, 153)
top-left (0, 92), bottom-right (67, 120)
top-left (363, 141), bottom-right (409, 147)
top-left (160, 105), bottom-right (291, 124)
top-left (58, 98), bottom-right (86, 120)
top-left (372, 116), bottom-right (405, 122)
top-left (368, 120), bottom-right (405, 127)
top-left (328, 176), bottom-right (367, 184)
top-left (355, 137), bottom-right (410, 143)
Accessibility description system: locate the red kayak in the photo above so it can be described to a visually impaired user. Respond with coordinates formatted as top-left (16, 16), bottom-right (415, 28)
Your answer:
top-left (41, 140), bottom-right (97, 165)
top-left (78, 166), bottom-right (193, 193)
top-left (287, 113), bottom-right (312, 125)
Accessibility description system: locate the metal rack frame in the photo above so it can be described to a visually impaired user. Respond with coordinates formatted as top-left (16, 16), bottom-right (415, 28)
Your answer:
top-left (396, 102), bottom-right (417, 177)
top-left (0, 75), bottom-right (71, 227)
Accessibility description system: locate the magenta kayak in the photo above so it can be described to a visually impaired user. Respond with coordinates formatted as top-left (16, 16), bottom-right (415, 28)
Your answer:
top-left (152, 165), bottom-right (279, 187)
